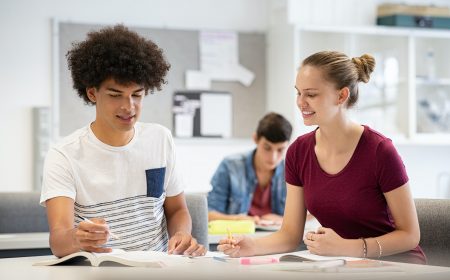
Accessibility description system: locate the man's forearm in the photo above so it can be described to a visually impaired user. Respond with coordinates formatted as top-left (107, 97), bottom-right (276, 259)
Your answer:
top-left (49, 228), bottom-right (79, 257)
top-left (166, 209), bottom-right (192, 236)
top-left (208, 211), bottom-right (252, 221)
top-left (208, 211), bottom-right (229, 221)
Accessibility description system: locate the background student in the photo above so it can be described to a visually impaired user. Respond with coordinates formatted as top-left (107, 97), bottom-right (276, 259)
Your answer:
top-left (40, 25), bottom-right (205, 257)
top-left (218, 51), bottom-right (426, 264)
top-left (208, 112), bottom-right (292, 225)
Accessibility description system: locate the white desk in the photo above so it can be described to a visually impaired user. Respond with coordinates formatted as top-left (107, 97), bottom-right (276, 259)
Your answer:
top-left (1, 253), bottom-right (450, 280)
top-left (0, 232), bottom-right (49, 250)
top-left (0, 232), bottom-right (50, 258)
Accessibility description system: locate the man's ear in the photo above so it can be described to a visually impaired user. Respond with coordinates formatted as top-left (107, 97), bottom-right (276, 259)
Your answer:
top-left (86, 87), bottom-right (97, 103)
top-left (252, 132), bottom-right (258, 144)
top-left (338, 87), bottom-right (350, 105)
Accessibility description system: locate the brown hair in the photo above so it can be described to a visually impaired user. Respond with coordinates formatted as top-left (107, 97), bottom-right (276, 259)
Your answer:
top-left (67, 24), bottom-right (170, 105)
top-left (256, 112), bottom-right (292, 143)
top-left (301, 51), bottom-right (375, 108)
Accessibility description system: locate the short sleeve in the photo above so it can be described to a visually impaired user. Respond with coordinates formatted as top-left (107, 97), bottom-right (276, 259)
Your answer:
top-left (376, 139), bottom-right (409, 193)
top-left (40, 148), bottom-right (76, 206)
top-left (164, 130), bottom-right (184, 197)
top-left (207, 160), bottom-right (231, 213)
top-left (285, 141), bottom-right (303, 187)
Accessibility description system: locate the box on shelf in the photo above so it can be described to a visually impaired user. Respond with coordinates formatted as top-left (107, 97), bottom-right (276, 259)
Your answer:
top-left (377, 4), bottom-right (450, 29)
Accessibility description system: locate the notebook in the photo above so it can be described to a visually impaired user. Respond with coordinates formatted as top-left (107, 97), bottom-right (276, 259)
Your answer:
top-left (255, 220), bottom-right (281, 231)
top-left (208, 220), bottom-right (255, 234)
top-left (32, 249), bottom-right (167, 267)
top-left (272, 252), bottom-right (401, 273)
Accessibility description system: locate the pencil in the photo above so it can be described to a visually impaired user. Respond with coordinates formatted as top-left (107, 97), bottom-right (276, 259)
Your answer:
top-left (227, 227), bottom-right (235, 248)
top-left (75, 213), bottom-right (121, 240)
top-left (227, 227), bottom-right (232, 240)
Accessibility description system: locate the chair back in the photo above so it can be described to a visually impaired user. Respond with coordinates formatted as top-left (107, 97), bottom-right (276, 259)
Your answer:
top-left (185, 193), bottom-right (209, 248)
top-left (0, 192), bottom-right (48, 233)
top-left (415, 198), bottom-right (450, 266)
top-left (0, 192), bottom-right (209, 248)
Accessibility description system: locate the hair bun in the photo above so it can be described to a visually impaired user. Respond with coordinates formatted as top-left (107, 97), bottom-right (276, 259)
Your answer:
top-left (352, 54), bottom-right (375, 83)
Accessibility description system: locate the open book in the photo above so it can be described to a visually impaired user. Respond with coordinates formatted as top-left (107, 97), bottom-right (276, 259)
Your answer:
top-left (261, 251), bottom-right (401, 273)
top-left (33, 249), bottom-right (167, 267)
top-left (268, 254), bottom-right (346, 271)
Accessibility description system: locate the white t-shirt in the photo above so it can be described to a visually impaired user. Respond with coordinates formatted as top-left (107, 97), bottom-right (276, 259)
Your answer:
top-left (40, 122), bottom-right (183, 251)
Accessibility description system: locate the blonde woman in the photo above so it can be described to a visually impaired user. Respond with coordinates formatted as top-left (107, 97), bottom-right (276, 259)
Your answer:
top-left (218, 51), bottom-right (425, 264)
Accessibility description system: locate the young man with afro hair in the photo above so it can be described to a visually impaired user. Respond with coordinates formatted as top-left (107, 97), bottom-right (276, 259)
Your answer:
top-left (40, 25), bottom-right (206, 257)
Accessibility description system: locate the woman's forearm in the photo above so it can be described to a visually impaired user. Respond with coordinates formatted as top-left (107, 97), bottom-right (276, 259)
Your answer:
top-left (252, 227), bottom-right (302, 256)
top-left (345, 229), bottom-right (420, 258)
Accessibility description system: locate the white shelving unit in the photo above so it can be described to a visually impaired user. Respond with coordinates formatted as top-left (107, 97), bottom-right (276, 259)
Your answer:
top-left (267, 22), bottom-right (450, 144)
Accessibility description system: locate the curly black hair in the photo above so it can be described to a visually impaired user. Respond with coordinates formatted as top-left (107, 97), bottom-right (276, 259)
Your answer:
top-left (67, 24), bottom-right (171, 105)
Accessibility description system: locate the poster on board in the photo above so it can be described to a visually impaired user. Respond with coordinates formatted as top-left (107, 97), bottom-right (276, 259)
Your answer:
top-left (173, 91), bottom-right (231, 138)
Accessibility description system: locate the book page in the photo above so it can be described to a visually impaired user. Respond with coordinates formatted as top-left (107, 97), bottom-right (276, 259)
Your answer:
top-left (33, 249), bottom-right (170, 267)
top-left (276, 250), bottom-right (361, 262)
top-left (96, 251), bottom-right (189, 267)
top-left (92, 248), bottom-right (126, 258)
top-left (33, 251), bottom-right (93, 266)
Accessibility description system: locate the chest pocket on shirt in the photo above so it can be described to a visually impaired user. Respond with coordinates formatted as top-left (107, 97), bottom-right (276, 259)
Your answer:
top-left (145, 167), bottom-right (166, 198)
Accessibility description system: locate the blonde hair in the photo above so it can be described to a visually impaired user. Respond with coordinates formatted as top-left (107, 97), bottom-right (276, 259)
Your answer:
top-left (302, 51), bottom-right (375, 108)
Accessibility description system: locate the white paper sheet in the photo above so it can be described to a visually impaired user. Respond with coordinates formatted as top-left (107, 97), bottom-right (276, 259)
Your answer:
top-left (200, 93), bottom-right (231, 138)
top-left (200, 31), bottom-right (254, 87)
top-left (175, 114), bottom-right (194, 138)
top-left (185, 70), bottom-right (211, 90)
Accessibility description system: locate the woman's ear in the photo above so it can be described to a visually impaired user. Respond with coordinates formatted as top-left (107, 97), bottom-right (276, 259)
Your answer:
top-left (338, 87), bottom-right (350, 105)
top-left (86, 87), bottom-right (97, 103)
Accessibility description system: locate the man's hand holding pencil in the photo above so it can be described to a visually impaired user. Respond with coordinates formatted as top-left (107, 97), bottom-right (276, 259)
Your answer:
top-left (73, 213), bottom-right (122, 253)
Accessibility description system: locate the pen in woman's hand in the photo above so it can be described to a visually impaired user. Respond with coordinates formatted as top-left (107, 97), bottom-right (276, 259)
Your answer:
top-left (74, 213), bottom-right (121, 240)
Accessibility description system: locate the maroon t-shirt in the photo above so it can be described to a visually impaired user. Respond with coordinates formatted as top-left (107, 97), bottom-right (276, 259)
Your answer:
top-left (248, 184), bottom-right (272, 217)
top-left (285, 126), bottom-right (426, 264)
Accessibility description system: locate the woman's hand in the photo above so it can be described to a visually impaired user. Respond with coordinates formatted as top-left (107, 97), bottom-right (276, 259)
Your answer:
top-left (303, 227), bottom-right (347, 256)
top-left (217, 235), bottom-right (256, 257)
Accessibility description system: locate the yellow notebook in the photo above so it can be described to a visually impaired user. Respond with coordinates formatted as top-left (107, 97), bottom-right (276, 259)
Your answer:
top-left (208, 220), bottom-right (255, 234)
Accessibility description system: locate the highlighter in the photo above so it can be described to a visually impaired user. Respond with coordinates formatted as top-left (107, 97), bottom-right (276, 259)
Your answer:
top-left (240, 257), bottom-right (279, 265)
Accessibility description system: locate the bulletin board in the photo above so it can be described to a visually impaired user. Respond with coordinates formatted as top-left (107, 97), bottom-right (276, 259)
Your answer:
top-left (55, 22), bottom-right (266, 138)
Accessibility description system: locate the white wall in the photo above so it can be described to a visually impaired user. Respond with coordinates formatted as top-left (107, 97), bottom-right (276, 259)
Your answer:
top-left (396, 144), bottom-right (450, 198)
top-left (1, 0), bottom-right (449, 198)
top-left (0, 0), bottom-right (268, 192)
top-left (175, 138), bottom-right (254, 194)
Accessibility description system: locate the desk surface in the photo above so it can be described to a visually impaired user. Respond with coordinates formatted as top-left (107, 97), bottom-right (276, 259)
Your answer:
top-left (1, 253), bottom-right (449, 280)
top-left (0, 232), bottom-right (49, 250)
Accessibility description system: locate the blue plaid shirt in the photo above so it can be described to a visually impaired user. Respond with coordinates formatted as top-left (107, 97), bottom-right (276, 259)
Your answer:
top-left (207, 149), bottom-right (286, 215)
